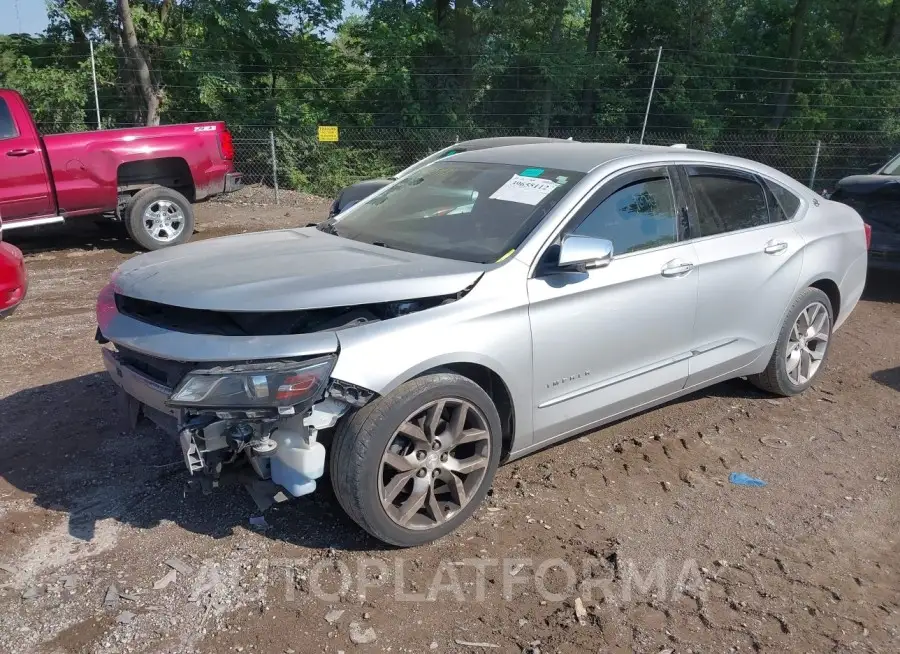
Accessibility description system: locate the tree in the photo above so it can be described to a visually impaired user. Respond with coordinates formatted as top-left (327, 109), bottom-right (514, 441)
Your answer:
top-left (580, 0), bottom-right (603, 124)
top-left (117, 0), bottom-right (163, 125)
top-left (769, 0), bottom-right (811, 130)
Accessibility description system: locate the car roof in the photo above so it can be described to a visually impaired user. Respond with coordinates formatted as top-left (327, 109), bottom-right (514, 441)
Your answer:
top-left (448, 142), bottom-right (680, 173)
top-left (453, 136), bottom-right (573, 149)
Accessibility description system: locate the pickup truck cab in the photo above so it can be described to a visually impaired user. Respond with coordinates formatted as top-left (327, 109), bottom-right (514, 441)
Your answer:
top-left (0, 89), bottom-right (241, 250)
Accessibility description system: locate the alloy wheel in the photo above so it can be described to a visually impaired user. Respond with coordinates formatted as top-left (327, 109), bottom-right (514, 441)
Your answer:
top-left (785, 301), bottom-right (830, 385)
top-left (143, 200), bottom-right (185, 243)
top-left (379, 398), bottom-right (491, 530)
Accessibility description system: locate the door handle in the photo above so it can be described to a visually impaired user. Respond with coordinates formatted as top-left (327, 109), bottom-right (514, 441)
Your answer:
top-left (764, 240), bottom-right (789, 255)
top-left (6, 148), bottom-right (35, 157)
top-left (661, 259), bottom-right (694, 277)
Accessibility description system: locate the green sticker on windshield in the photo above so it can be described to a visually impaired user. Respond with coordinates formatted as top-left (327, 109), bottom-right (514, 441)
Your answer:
top-left (441, 150), bottom-right (457, 158)
top-left (519, 167), bottom-right (544, 177)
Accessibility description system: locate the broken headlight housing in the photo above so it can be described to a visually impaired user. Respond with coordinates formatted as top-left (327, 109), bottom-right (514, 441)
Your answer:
top-left (168, 356), bottom-right (335, 411)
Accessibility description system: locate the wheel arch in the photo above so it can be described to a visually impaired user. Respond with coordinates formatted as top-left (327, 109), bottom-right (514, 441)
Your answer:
top-left (371, 356), bottom-right (520, 460)
top-left (807, 277), bottom-right (841, 321)
top-left (117, 157), bottom-right (196, 201)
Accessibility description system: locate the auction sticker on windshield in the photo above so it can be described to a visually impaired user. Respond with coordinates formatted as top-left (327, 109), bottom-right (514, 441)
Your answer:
top-left (490, 174), bottom-right (561, 205)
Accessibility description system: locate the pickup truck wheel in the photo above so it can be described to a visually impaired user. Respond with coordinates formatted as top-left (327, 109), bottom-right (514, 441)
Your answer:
top-left (330, 373), bottom-right (502, 547)
top-left (125, 186), bottom-right (195, 250)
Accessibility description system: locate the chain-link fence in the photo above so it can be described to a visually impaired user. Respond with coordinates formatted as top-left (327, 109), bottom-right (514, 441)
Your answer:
top-left (224, 126), bottom-right (900, 204)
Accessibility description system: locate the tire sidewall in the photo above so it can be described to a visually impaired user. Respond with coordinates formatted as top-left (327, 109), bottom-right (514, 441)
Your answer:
top-left (355, 375), bottom-right (502, 547)
top-left (127, 187), bottom-right (195, 250)
top-left (772, 288), bottom-right (834, 394)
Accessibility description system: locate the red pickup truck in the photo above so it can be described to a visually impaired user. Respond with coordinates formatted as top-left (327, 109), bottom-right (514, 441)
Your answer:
top-left (0, 89), bottom-right (241, 250)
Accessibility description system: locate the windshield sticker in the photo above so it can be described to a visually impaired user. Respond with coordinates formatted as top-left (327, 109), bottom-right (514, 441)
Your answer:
top-left (490, 174), bottom-right (561, 205)
top-left (519, 167), bottom-right (545, 177)
top-left (555, 175), bottom-right (569, 184)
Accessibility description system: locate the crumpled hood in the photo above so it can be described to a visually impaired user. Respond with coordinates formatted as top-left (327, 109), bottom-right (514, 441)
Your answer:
top-left (835, 174), bottom-right (900, 195)
top-left (114, 227), bottom-right (485, 312)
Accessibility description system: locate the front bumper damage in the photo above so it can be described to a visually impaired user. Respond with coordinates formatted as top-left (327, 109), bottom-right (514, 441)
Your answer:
top-left (100, 345), bottom-right (372, 498)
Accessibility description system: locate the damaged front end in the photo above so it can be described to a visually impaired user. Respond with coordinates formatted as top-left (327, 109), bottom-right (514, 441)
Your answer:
top-left (100, 342), bottom-right (374, 499)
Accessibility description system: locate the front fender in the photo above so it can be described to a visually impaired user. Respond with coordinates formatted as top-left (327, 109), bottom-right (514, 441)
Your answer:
top-left (329, 268), bottom-right (535, 451)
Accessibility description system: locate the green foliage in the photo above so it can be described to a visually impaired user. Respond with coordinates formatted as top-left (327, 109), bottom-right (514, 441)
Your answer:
top-left (2, 0), bottom-right (899, 188)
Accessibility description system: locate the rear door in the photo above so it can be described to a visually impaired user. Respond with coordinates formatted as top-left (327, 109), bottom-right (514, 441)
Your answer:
top-left (0, 96), bottom-right (54, 220)
top-left (680, 165), bottom-right (804, 388)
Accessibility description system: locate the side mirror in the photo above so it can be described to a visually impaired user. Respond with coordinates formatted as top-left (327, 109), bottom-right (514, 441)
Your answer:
top-left (557, 234), bottom-right (614, 272)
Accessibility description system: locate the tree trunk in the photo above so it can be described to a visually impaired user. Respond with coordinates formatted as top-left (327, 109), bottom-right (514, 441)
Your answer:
top-left (540, 2), bottom-right (566, 137)
top-left (579, 0), bottom-right (603, 125)
top-left (118, 0), bottom-right (162, 126)
top-left (885, 0), bottom-right (900, 50)
top-left (843, 2), bottom-right (862, 53)
top-left (435, 0), bottom-right (450, 27)
top-left (454, 0), bottom-right (475, 120)
top-left (769, 0), bottom-right (810, 131)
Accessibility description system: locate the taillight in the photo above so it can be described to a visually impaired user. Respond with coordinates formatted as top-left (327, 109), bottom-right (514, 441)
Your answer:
top-left (218, 127), bottom-right (235, 161)
top-left (863, 223), bottom-right (872, 250)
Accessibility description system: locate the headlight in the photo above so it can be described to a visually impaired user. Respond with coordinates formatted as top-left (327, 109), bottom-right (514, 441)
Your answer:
top-left (168, 356), bottom-right (335, 410)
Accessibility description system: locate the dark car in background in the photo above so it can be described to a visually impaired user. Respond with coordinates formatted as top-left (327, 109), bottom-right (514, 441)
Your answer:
top-left (328, 136), bottom-right (575, 217)
top-left (830, 154), bottom-right (900, 269)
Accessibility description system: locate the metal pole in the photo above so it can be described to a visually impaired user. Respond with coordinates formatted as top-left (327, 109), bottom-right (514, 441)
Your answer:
top-left (270, 130), bottom-right (279, 205)
top-left (808, 140), bottom-right (821, 190)
top-left (89, 40), bottom-right (101, 129)
top-left (640, 46), bottom-right (662, 145)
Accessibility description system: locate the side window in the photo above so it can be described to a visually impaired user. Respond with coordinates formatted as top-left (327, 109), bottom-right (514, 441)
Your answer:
top-left (0, 99), bottom-right (17, 140)
top-left (687, 168), bottom-right (769, 236)
top-left (572, 174), bottom-right (678, 255)
top-left (765, 179), bottom-right (801, 221)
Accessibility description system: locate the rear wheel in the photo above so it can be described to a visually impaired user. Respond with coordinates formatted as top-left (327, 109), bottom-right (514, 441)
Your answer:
top-left (125, 186), bottom-right (195, 250)
top-left (749, 287), bottom-right (833, 396)
top-left (330, 373), bottom-right (502, 547)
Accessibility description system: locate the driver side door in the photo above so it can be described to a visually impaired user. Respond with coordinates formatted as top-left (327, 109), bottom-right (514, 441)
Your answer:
top-left (527, 166), bottom-right (699, 446)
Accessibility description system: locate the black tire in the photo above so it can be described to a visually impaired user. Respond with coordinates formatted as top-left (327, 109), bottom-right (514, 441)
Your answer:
top-left (749, 287), bottom-right (834, 396)
top-left (330, 373), bottom-right (502, 547)
top-left (125, 186), bottom-right (195, 251)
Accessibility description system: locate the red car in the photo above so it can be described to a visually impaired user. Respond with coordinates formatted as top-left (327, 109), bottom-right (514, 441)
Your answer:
top-left (0, 89), bottom-right (241, 250)
top-left (0, 216), bottom-right (27, 318)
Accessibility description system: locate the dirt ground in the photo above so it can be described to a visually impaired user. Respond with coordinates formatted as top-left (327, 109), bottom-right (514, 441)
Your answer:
top-left (0, 187), bottom-right (898, 654)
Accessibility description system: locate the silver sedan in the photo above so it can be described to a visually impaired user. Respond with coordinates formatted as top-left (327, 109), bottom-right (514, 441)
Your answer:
top-left (97, 142), bottom-right (869, 546)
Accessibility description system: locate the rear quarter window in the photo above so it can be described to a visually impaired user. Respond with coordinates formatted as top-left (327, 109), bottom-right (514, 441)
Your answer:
top-left (765, 179), bottom-right (802, 221)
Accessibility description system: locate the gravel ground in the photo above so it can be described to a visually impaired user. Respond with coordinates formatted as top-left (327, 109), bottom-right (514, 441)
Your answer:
top-left (0, 189), bottom-right (898, 654)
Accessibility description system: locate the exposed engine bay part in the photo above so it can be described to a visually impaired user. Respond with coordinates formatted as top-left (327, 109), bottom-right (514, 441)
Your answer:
top-left (113, 284), bottom-right (477, 336)
top-left (174, 396), bottom-right (351, 499)
top-left (327, 379), bottom-right (376, 407)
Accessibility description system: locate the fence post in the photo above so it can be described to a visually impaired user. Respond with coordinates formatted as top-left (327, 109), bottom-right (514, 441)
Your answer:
top-left (89, 40), bottom-right (101, 129)
top-left (640, 46), bottom-right (662, 145)
top-left (269, 129), bottom-right (279, 205)
top-left (808, 140), bottom-right (821, 190)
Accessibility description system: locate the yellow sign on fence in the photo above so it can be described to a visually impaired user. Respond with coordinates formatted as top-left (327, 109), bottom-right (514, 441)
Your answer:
top-left (317, 125), bottom-right (339, 142)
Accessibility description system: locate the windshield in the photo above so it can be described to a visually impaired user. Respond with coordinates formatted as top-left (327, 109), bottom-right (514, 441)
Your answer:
top-left (323, 161), bottom-right (583, 263)
top-left (881, 154), bottom-right (900, 175)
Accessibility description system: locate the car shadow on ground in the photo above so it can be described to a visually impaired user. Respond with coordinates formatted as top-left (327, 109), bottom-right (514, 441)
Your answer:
top-left (4, 222), bottom-right (142, 256)
top-left (871, 366), bottom-right (900, 392)
top-left (0, 372), bottom-right (387, 553)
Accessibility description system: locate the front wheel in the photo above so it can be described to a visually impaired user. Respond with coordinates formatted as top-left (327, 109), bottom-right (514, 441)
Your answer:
top-left (125, 186), bottom-right (195, 250)
top-left (749, 287), bottom-right (834, 396)
top-left (330, 373), bottom-right (502, 547)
